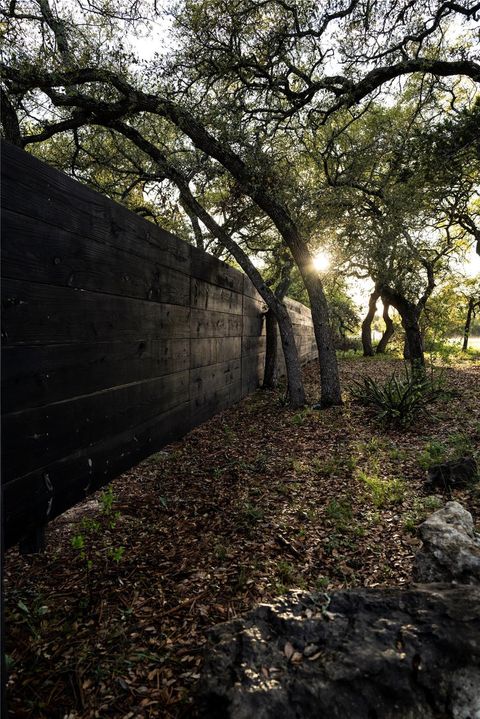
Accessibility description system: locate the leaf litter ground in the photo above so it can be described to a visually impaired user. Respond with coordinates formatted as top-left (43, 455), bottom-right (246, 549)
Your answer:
top-left (4, 357), bottom-right (480, 718)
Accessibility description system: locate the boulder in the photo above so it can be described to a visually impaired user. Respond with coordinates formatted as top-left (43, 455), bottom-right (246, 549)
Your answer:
top-left (413, 501), bottom-right (480, 584)
top-left (198, 586), bottom-right (480, 719)
top-left (199, 502), bottom-right (480, 718)
top-left (425, 456), bottom-right (478, 494)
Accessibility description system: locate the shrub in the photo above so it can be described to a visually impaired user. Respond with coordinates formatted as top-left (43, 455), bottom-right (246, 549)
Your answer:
top-left (350, 366), bottom-right (447, 426)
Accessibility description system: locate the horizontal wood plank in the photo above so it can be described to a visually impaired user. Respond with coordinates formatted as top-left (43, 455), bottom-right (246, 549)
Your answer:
top-left (2, 371), bottom-right (189, 481)
top-left (191, 278), bottom-right (243, 314)
top-left (2, 339), bottom-right (189, 413)
top-left (2, 209), bottom-right (191, 306)
top-left (190, 337), bottom-right (241, 369)
top-left (2, 279), bottom-right (191, 346)
top-left (2, 401), bottom-right (194, 547)
top-left (190, 308), bottom-right (243, 338)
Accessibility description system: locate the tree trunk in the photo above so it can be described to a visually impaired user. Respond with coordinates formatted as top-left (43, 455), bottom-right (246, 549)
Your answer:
top-left (361, 289), bottom-right (380, 356)
top-left (403, 310), bottom-right (425, 369)
top-left (106, 122), bottom-right (307, 408)
top-left (376, 301), bottom-right (394, 354)
top-left (380, 286), bottom-right (425, 370)
top-left (263, 262), bottom-right (293, 389)
top-left (263, 309), bottom-right (278, 388)
top-left (463, 298), bottom-right (474, 351)
top-left (299, 261), bottom-right (343, 407)
top-left (0, 87), bottom-right (23, 146)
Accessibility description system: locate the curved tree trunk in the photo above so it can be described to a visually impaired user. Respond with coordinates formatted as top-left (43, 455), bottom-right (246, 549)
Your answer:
top-left (308, 282), bottom-right (342, 406)
top-left (380, 286), bottom-right (425, 370)
top-left (403, 314), bottom-right (425, 369)
top-left (263, 309), bottom-right (278, 389)
top-left (463, 298), bottom-right (475, 351)
top-left (361, 289), bottom-right (380, 356)
top-left (263, 259), bottom-right (293, 389)
top-left (292, 244), bottom-right (342, 407)
top-left (108, 121), bottom-right (307, 408)
top-left (376, 301), bottom-right (394, 354)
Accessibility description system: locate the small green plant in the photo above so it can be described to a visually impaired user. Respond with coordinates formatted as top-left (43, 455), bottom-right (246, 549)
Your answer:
top-left (250, 452), bottom-right (269, 473)
top-left (235, 565), bottom-right (249, 591)
top-left (325, 498), bottom-right (353, 527)
top-left (419, 433), bottom-right (475, 471)
top-left (221, 422), bottom-right (236, 442)
top-left (350, 366), bottom-right (447, 426)
top-left (214, 543), bottom-right (228, 561)
top-left (70, 486), bottom-right (125, 605)
top-left (291, 458), bottom-right (308, 474)
top-left (314, 576), bottom-right (330, 591)
top-left (10, 593), bottom-right (49, 640)
top-left (239, 502), bottom-right (264, 525)
top-left (419, 440), bottom-right (448, 469)
top-left (313, 455), bottom-right (344, 476)
top-left (358, 471), bottom-right (405, 508)
top-left (388, 446), bottom-right (407, 462)
top-left (276, 560), bottom-right (305, 589)
top-left (291, 408), bottom-right (314, 426)
top-left (277, 560), bottom-right (296, 585)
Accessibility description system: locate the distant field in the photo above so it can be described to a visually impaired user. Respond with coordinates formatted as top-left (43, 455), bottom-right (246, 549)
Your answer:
top-left (449, 336), bottom-right (480, 350)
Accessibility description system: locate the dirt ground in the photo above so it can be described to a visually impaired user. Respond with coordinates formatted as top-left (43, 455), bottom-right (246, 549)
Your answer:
top-left (4, 356), bottom-right (480, 718)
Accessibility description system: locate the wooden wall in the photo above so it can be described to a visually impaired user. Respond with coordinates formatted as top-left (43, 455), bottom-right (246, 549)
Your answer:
top-left (1, 142), bottom-right (317, 548)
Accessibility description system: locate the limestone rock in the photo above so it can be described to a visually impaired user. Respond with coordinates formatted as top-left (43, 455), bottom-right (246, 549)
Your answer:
top-left (413, 501), bottom-right (480, 584)
top-left (198, 586), bottom-right (480, 719)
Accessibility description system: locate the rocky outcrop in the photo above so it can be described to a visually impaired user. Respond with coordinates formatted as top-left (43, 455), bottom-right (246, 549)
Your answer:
top-left (199, 502), bottom-right (480, 718)
top-left (199, 586), bottom-right (480, 719)
top-left (413, 501), bottom-right (480, 584)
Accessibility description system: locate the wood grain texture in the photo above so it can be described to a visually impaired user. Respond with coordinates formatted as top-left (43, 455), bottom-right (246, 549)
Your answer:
top-left (1, 142), bottom-right (317, 548)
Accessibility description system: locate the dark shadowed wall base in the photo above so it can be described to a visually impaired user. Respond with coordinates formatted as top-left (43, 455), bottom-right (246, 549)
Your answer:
top-left (1, 142), bottom-right (317, 548)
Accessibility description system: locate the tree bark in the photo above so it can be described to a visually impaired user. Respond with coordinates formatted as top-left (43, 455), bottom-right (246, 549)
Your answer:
top-left (463, 298), bottom-right (475, 351)
top-left (181, 198), bottom-right (205, 250)
top-left (263, 261), bottom-right (293, 389)
top-left (301, 267), bottom-right (342, 407)
top-left (403, 314), bottom-right (424, 368)
top-left (0, 87), bottom-right (23, 146)
top-left (361, 289), bottom-right (380, 356)
top-left (376, 301), bottom-right (394, 354)
top-left (380, 286), bottom-right (425, 369)
top-left (106, 121), bottom-right (307, 407)
top-left (263, 309), bottom-right (278, 389)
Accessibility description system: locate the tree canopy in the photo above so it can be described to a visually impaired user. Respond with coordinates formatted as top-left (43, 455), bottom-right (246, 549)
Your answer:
top-left (2, 0), bottom-right (479, 400)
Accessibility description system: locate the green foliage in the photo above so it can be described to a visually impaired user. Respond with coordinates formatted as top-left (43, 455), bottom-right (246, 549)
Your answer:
top-left (350, 366), bottom-right (447, 426)
top-left (274, 560), bottom-right (306, 594)
top-left (290, 407), bottom-right (316, 426)
top-left (419, 433), bottom-right (475, 470)
top-left (70, 486), bottom-right (125, 604)
top-left (314, 576), bottom-right (330, 591)
top-left (357, 471), bottom-right (405, 508)
top-left (11, 593), bottom-right (50, 640)
top-left (324, 499), bottom-right (353, 527)
top-left (239, 502), bottom-right (264, 525)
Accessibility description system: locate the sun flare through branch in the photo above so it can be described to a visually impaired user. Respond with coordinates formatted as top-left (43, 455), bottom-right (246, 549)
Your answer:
top-left (313, 251), bottom-right (331, 273)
